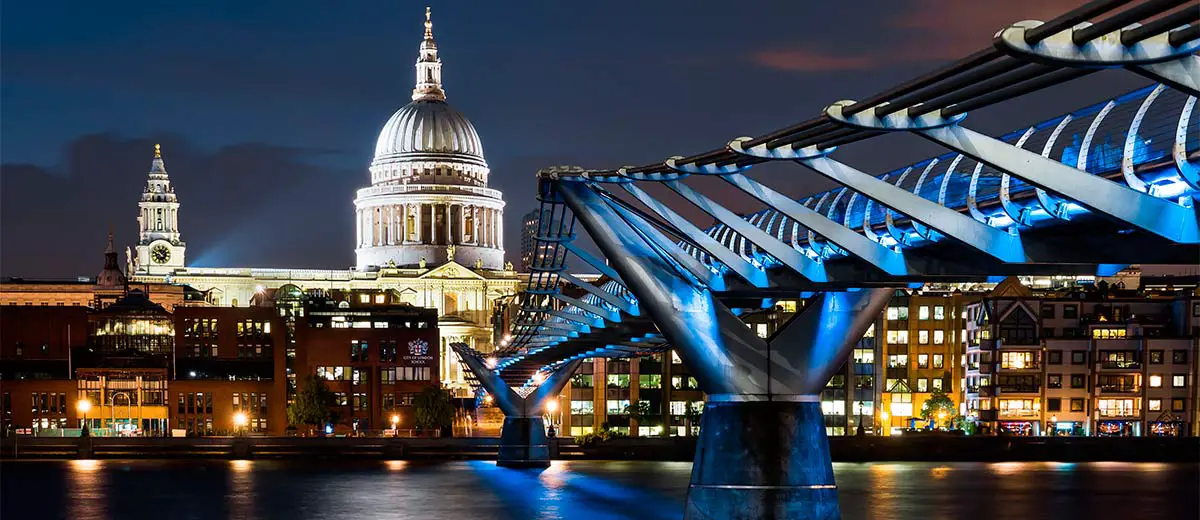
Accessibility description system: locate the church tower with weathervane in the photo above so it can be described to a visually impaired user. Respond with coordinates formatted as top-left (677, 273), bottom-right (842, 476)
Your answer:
top-left (134, 144), bottom-right (186, 276)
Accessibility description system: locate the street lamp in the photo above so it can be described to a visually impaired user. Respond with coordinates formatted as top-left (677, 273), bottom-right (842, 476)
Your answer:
top-left (937, 411), bottom-right (948, 430)
top-left (391, 414), bottom-right (400, 438)
top-left (233, 411), bottom-right (249, 435)
top-left (77, 399), bottom-right (92, 437)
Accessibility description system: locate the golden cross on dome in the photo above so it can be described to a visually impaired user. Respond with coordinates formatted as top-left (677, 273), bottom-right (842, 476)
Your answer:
top-left (154, 143), bottom-right (161, 158)
top-left (424, 7), bottom-right (433, 39)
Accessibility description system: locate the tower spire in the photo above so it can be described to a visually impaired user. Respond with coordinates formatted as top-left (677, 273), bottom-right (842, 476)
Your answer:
top-left (424, 6), bottom-right (433, 39)
top-left (412, 6), bottom-right (446, 102)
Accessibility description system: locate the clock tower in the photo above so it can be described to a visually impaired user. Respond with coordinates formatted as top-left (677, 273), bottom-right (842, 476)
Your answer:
top-left (134, 144), bottom-right (186, 275)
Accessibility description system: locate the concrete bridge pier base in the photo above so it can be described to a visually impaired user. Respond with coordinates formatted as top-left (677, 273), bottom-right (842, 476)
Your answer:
top-left (497, 417), bottom-right (550, 468)
top-left (686, 399), bottom-right (838, 520)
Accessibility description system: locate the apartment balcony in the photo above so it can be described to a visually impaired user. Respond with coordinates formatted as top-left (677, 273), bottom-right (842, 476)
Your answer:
top-left (1097, 409), bottom-right (1141, 419)
top-left (997, 385), bottom-right (1041, 395)
top-left (1098, 361), bottom-right (1142, 371)
top-left (998, 409), bottom-right (1041, 419)
top-left (1098, 385), bottom-right (1141, 394)
top-left (998, 364), bottom-right (1041, 373)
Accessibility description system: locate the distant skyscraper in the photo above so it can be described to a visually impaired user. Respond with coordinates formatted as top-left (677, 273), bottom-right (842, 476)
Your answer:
top-left (521, 208), bottom-right (550, 270)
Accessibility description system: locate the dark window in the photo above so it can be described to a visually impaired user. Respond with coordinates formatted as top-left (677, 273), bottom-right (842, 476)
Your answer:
top-left (1070, 374), bottom-right (1086, 389)
top-left (1047, 374), bottom-right (1062, 388)
top-left (998, 308), bottom-right (1038, 345)
top-left (1172, 350), bottom-right (1188, 364)
top-left (1047, 398), bottom-right (1061, 412)
top-left (1171, 399), bottom-right (1186, 412)
top-left (1048, 351), bottom-right (1062, 365)
top-left (1070, 399), bottom-right (1085, 412)
top-left (1071, 351), bottom-right (1087, 365)
top-left (1043, 328), bottom-right (1056, 339)
top-left (1149, 350), bottom-right (1164, 364)
top-left (1063, 305), bottom-right (1078, 319)
top-left (1040, 305), bottom-right (1056, 318)
top-left (351, 341), bottom-right (369, 363)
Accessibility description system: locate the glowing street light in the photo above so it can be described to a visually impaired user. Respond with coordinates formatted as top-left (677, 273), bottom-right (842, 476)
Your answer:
top-left (545, 399), bottom-right (558, 413)
top-left (391, 414), bottom-right (400, 438)
top-left (483, 394), bottom-right (494, 405)
top-left (486, 357), bottom-right (498, 369)
top-left (77, 399), bottom-right (92, 436)
top-left (233, 411), bottom-right (249, 435)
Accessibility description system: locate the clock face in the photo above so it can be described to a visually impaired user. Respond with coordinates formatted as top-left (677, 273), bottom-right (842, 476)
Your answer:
top-left (151, 244), bottom-right (171, 264)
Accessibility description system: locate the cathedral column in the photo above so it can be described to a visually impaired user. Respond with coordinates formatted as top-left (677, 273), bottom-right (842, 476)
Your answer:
top-left (386, 204), bottom-right (396, 243)
top-left (355, 209), bottom-right (362, 247)
top-left (496, 209), bottom-right (503, 249)
top-left (445, 204), bottom-right (453, 246)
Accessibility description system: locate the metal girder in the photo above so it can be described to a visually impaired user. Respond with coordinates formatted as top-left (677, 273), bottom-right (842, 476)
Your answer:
top-left (918, 124), bottom-right (1200, 244)
top-left (662, 179), bottom-right (830, 282)
top-left (598, 187), bottom-right (726, 290)
top-left (562, 241), bottom-right (624, 284)
top-left (547, 308), bottom-right (604, 328)
top-left (450, 343), bottom-right (522, 417)
top-left (795, 153), bottom-right (1028, 263)
top-left (558, 270), bottom-right (638, 316)
top-left (997, 20), bottom-right (1200, 96)
top-left (618, 182), bottom-right (769, 288)
top-left (552, 292), bottom-right (620, 323)
top-left (718, 170), bottom-right (911, 276)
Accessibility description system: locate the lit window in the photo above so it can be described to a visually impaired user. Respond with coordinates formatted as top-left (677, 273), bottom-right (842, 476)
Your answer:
top-left (918, 306), bottom-right (930, 320)
top-left (933, 306), bottom-right (945, 320)
top-left (917, 354), bottom-right (929, 368)
top-left (1173, 375), bottom-right (1186, 388)
top-left (1148, 399), bottom-right (1162, 411)
top-left (359, 294), bottom-right (369, 304)
top-left (1091, 328), bottom-right (1127, 339)
top-left (375, 294), bottom-right (386, 304)
top-left (918, 330), bottom-right (929, 344)
top-left (755, 323), bottom-right (768, 338)
top-left (933, 330), bottom-right (945, 345)
top-left (1149, 375), bottom-right (1162, 388)
top-left (1001, 351), bottom-right (1035, 370)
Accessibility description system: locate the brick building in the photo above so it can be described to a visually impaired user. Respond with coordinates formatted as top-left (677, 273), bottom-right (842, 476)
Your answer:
top-left (295, 296), bottom-right (440, 433)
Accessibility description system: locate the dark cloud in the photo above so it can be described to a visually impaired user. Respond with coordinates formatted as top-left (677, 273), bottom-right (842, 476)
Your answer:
top-left (1, 135), bottom-right (357, 277)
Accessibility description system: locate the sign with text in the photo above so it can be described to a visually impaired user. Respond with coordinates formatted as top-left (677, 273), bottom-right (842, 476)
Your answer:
top-left (401, 339), bottom-right (435, 367)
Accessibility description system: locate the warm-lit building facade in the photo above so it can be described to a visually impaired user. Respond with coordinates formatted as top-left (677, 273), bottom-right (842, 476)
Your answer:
top-left (875, 289), bottom-right (976, 435)
top-left (1, 290), bottom-right (288, 437)
top-left (965, 278), bottom-right (1199, 437)
top-left (120, 12), bottom-right (520, 397)
top-left (294, 296), bottom-right (440, 433)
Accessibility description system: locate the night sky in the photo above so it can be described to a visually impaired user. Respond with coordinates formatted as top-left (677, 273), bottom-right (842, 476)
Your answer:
top-left (1, 0), bottom-right (1150, 278)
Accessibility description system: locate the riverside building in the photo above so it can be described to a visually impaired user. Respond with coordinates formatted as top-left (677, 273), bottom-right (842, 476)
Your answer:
top-left (965, 278), bottom-right (1199, 437)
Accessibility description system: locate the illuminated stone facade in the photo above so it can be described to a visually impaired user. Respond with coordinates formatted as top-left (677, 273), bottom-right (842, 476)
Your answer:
top-left (126, 10), bottom-right (519, 396)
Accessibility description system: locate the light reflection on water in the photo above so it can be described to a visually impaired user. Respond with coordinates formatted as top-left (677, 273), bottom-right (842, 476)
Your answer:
top-left (2, 460), bottom-right (1194, 520)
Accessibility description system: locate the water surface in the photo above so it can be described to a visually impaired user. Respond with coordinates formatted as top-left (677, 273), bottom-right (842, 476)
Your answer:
top-left (2, 460), bottom-right (1195, 519)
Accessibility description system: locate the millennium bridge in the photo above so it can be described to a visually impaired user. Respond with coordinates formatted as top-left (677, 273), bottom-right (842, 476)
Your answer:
top-left (454, 1), bottom-right (1199, 518)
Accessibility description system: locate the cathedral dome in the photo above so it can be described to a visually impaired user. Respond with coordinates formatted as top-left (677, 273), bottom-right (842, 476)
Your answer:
top-left (373, 100), bottom-right (484, 160)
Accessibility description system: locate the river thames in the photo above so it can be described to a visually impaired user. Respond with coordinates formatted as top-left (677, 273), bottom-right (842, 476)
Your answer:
top-left (2, 460), bottom-right (1195, 519)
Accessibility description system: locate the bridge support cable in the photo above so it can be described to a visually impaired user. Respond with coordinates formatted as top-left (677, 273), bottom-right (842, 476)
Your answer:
top-left (558, 179), bottom-right (891, 519)
top-left (451, 342), bottom-right (581, 468)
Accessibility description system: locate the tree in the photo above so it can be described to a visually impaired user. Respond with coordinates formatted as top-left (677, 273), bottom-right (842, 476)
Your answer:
top-left (288, 374), bottom-right (337, 435)
top-left (920, 389), bottom-right (956, 429)
top-left (623, 401), bottom-right (656, 435)
top-left (414, 386), bottom-right (454, 436)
